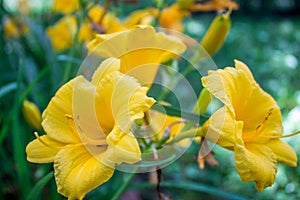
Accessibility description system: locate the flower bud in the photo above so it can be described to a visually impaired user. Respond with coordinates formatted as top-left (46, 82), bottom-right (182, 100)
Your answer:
top-left (22, 100), bottom-right (42, 130)
top-left (200, 12), bottom-right (231, 56)
top-left (194, 88), bottom-right (212, 115)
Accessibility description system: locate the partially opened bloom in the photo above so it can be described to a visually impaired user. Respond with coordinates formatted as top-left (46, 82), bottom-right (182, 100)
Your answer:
top-left (159, 3), bottom-right (190, 33)
top-left (87, 26), bottom-right (186, 85)
top-left (26, 58), bottom-right (155, 199)
top-left (124, 8), bottom-right (158, 28)
top-left (201, 60), bottom-right (297, 191)
top-left (149, 109), bottom-right (184, 140)
top-left (188, 0), bottom-right (239, 12)
top-left (46, 15), bottom-right (77, 51)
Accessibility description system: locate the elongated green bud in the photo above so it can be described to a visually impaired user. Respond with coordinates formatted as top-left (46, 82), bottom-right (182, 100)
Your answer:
top-left (193, 88), bottom-right (212, 115)
top-left (200, 11), bottom-right (231, 56)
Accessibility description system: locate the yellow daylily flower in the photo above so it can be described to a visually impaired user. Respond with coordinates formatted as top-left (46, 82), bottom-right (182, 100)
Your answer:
top-left (26, 58), bottom-right (155, 199)
top-left (201, 60), bottom-right (297, 191)
top-left (53, 0), bottom-right (80, 14)
top-left (22, 100), bottom-right (42, 131)
top-left (88, 6), bottom-right (124, 34)
top-left (46, 15), bottom-right (77, 51)
top-left (78, 5), bottom-right (125, 42)
top-left (87, 26), bottom-right (186, 85)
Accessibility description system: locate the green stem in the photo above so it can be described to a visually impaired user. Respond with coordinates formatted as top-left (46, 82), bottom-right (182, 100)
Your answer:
top-left (111, 172), bottom-right (136, 200)
top-left (168, 127), bottom-right (203, 144)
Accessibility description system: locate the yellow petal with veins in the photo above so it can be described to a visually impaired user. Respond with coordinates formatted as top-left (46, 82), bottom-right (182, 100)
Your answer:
top-left (87, 26), bottom-right (186, 84)
top-left (73, 76), bottom-right (107, 144)
top-left (54, 145), bottom-right (114, 200)
top-left (42, 78), bottom-right (81, 144)
top-left (234, 121), bottom-right (277, 192)
top-left (202, 64), bottom-right (252, 115)
top-left (266, 139), bottom-right (297, 167)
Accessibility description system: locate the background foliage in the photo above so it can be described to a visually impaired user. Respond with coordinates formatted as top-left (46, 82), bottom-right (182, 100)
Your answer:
top-left (1, 0), bottom-right (300, 199)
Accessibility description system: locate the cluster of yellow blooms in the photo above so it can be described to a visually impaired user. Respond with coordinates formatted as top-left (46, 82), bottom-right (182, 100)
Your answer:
top-left (23, 0), bottom-right (298, 199)
top-left (45, 0), bottom-right (238, 51)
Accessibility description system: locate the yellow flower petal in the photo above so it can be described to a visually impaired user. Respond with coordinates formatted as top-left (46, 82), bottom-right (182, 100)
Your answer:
top-left (91, 58), bottom-right (120, 86)
top-left (202, 107), bottom-right (236, 148)
top-left (54, 145), bottom-right (114, 199)
top-left (266, 139), bottom-right (297, 167)
top-left (106, 128), bottom-right (141, 165)
top-left (234, 121), bottom-right (277, 192)
top-left (234, 59), bottom-right (254, 82)
top-left (149, 109), bottom-right (183, 139)
top-left (87, 26), bottom-right (186, 84)
top-left (78, 21), bottom-right (94, 42)
top-left (95, 69), bottom-right (155, 135)
top-left (124, 8), bottom-right (158, 28)
top-left (42, 78), bottom-right (81, 144)
top-left (46, 15), bottom-right (77, 51)
top-left (73, 76), bottom-right (107, 144)
top-left (159, 3), bottom-right (189, 32)
top-left (202, 65), bottom-right (252, 115)
top-left (26, 135), bottom-right (64, 163)
top-left (113, 76), bottom-right (155, 129)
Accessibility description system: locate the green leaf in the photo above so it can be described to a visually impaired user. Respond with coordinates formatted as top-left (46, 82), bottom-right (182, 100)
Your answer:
top-left (26, 171), bottom-right (54, 200)
top-left (0, 82), bottom-right (17, 98)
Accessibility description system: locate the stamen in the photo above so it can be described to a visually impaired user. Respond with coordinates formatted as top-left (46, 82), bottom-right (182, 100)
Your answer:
top-left (281, 130), bottom-right (300, 138)
top-left (34, 132), bottom-right (63, 149)
top-left (64, 114), bottom-right (108, 146)
top-left (34, 132), bottom-right (94, 149)
top-left (65, 114), bottom-right (81, 139)
top-left (261, 130), bottom-right (300, 139)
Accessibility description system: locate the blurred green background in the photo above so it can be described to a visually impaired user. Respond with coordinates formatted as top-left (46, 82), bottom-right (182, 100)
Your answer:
top-left (1, 0), bottom-right (300, 199)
